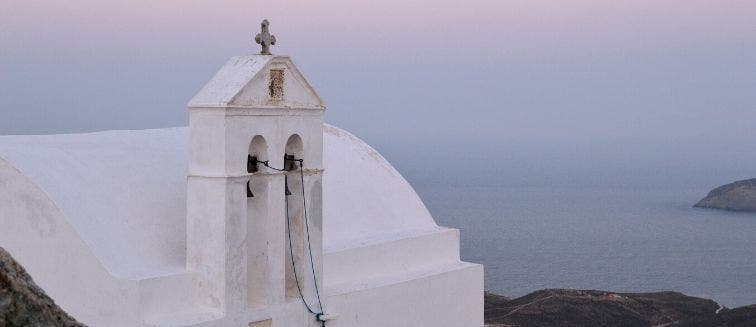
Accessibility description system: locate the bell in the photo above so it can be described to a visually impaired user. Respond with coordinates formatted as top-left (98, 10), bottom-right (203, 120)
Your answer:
top-left (284, 154), bottom-right (298, 171)
top-left (246, 180), bottom-right (254, 198)
top-left (247, 155), bottom-right (258, 173)
top-left (284, 175), bottom-right (292, 196)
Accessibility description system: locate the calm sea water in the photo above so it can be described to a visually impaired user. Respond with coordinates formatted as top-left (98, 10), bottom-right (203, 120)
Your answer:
top-left (414, 184), bottom-right (756, 308)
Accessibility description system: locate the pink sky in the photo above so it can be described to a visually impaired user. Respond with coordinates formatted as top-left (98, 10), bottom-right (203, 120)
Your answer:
top-left (4, 0), bottom-right (754, 55)
top-left (1, 0), bottom-right (754, 152)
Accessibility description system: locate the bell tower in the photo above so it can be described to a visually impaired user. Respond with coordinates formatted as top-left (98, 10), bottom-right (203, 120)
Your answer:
top-left (186, 20), bottom-right (326, 325)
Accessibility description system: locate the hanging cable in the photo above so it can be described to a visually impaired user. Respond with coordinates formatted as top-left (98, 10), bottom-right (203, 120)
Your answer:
top-left (262, 156), bottom-right (325, 326)
top-left (284, 174), bottom-right (319, 315)
top-left (298, 159), bottom-right (325, 314)
top-left (258, 159), bottom-right (287, 172)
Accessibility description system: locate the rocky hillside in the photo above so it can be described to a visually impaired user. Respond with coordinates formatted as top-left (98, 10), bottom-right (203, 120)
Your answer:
top-left (0, 247), bottom-right (85, 326)
top-left (695, 178), bottom-right (756, 212)
top-left (485, 289), bottom-right (756, 327)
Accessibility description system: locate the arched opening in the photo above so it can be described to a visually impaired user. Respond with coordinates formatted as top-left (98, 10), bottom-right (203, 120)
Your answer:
top-left (247, 135), bottom-right (269, 308)
top-left (247, 135), bottom-right (268, 200)
top-left (284, 134), bottom-right (306, 299)
top-left (248, 135), bottom-right (268, 173)
top-left (284, 134), bottom-right (303, 171)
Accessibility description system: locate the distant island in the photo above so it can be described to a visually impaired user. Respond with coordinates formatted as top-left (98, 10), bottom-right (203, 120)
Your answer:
top-left (485, 289), bottom-right (756, 326)
top-left (695, 178), bottom-right (756, 212)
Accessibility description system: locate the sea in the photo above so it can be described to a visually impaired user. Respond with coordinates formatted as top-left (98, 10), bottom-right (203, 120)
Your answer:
top-left (395, 157), bottom-right (756, 308)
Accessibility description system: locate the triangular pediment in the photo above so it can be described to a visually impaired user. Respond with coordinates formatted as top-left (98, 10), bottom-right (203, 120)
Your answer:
top-left (188, 55), bottom-right (325, 109)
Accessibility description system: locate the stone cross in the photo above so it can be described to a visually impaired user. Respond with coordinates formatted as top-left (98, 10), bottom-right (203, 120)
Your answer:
top-left (255, 19), bottom-right (276, 55)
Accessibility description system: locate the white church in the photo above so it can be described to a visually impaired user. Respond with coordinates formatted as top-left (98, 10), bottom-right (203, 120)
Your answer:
top-left (0, 21), bottom-right (483, 327)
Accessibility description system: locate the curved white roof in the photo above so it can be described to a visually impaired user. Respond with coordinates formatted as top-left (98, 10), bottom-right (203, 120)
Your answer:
top-left (0, 125), bottom-right (439, 279)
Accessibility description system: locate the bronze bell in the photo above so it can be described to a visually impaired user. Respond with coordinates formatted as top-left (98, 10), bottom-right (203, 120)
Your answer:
top-left (247, 155), bottom-right (258, 173)
top-left (284, 154), bottom-right (298, 171)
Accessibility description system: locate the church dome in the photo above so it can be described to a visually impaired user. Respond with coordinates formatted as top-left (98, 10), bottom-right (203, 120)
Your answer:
top-left (322, 124), bottom-right (440, 252)
top-left (0, 124), bottom-right (440, 278)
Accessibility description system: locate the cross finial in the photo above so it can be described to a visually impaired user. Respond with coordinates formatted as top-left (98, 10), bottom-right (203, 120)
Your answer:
top-left (254, 19), bottom-right (276, 55)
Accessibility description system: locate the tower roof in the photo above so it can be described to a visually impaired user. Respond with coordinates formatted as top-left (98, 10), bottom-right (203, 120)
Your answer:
top-left (188, 55), bottom-right (325, 109)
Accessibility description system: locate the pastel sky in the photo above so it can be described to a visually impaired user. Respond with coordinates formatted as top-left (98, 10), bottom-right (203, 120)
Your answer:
top-left (1, 0), bottom-right (755, 186)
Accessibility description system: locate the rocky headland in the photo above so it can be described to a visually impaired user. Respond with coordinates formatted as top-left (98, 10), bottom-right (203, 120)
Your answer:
top-left (695, 178), bottom-right (756, 212)
top-left (485, 289), bottom-right (756, 327)
top-left (0, 247), bottom-right (85, 327)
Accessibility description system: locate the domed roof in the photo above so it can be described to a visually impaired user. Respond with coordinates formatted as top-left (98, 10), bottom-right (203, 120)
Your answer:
top-left (0, 124), bottom-right (439, 278)
top-left (322, 125), bottom-right (440, 252)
